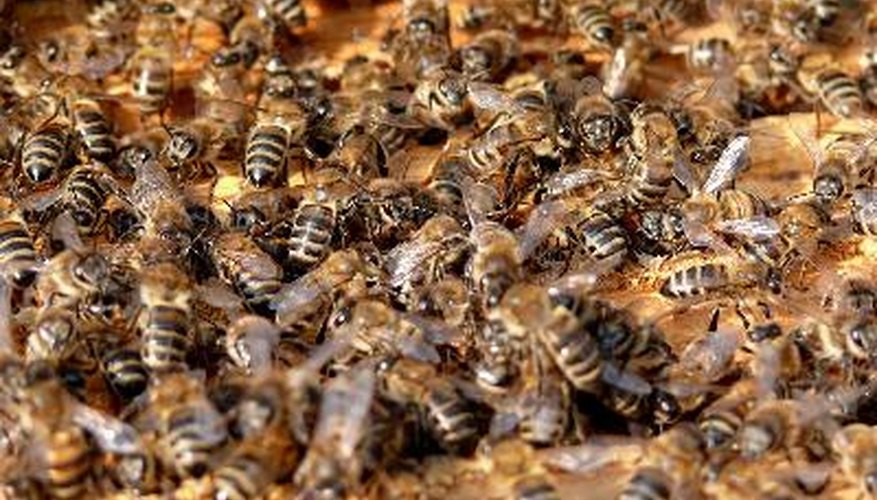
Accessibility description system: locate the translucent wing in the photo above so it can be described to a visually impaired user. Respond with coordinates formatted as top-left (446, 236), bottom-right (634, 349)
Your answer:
top-left (51, 211), bottom-right (86, 253)
top-left (400, 312), bottom-right (464, 346)
top-left (468, 81), bottom-right (522, 114)
top-left (312, 364), bottom-right (376, 459)
top-left (601, 363), bottom-right (652, 395)
top-left (228, 316), bottom-right (281, 375)
top-left (537, 439), bottom-right (643, 474)
top-left (715, 216), bottom-right (781, 240)
top-left (853, 187), bottom-right (877, 218)
top-left (672, 155), bottom-right (700, 195)
top-left (385, 239), bottom-right (446, 289)
top-left (702, 135), bottom-right (750, 195)
top-left (680, 328), bottom-right (741, 380)
top-left (517, 200), bottom-right (573, 261)
top-left (196, 279), bottom-right (244, 312)
top-left (541, 169), bottom-right (614, 199)
top-left (461, 177), bottom-right (501, 228)
top-left (70, 404), bottom-right (140, 454)
top-left (272, 279), bottom-right (325, 322)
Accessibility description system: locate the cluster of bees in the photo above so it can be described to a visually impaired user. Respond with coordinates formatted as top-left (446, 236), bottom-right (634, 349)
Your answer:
top-left (7, 0), bottom-right (877, 498)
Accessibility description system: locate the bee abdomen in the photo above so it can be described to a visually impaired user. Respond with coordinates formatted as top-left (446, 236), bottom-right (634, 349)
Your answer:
top-left (698, 409), bottom-right (743, 449)
top-left (244, 125), bottom-right (289, 187)
top-left (268, 0), bottom-right (306, 28)
top-left (542, 328), bottom-right (603, 391)
top-left (287, 204), bottom-right (336, 269)
top-left (570, 4), bottom-right (615, 47)
top-left (619, 467), bottom-right (672, 500)
top-left (72, 103), bottom-right (115, 161)
top-left (660, 263), bottom-right (729, 298)
top-left (0, 218), bottom-right (38, 287)
top-left (213, 453), bottom-right (268, 500)
top-left (141, 305), bottom-right (190, 372)
top-left (132, 60), bottom-right (171, 114)
top-left (816, 69), bottom-right (863, 117)
top-left (23, 124), bottom-right (69, 183)
top-left (45, 427), bottom-right (93, 500)
top-left (426, 388), bottom-right (479, 452)
top-left (513, 475), bottom-right (561, 500)
top-left (577, 211), bottom-right (628, 261)
top-left (102, 348), bottom-right (149, 400)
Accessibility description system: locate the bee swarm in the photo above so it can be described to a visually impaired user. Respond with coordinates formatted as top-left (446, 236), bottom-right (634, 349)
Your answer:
top-left (4, 0), bottom-right (877, 498)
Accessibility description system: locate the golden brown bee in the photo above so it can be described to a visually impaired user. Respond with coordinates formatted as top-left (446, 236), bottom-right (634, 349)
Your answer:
top-left (258, 0), bottom-right (307, 31)
top-left (138, 262), bottom-right (192, 374)
top-left (210, 232), bottom-right (283, 315)
top-left (385, 214), bottom-right (468, 304)
top-left (35, 249), bottom-right (112, 311)
top-left (800, 65), bottom-right (864, 118)
top-left (294, 365), bottom-right (376, 498)
top-left (21, 118), bottom-right (72, 184)
top-left (212, 425), bottom-right (298, 500)
top-left (567, 3), bottom-right (617, 50)
top-left (128, 146), bottom-right (193, 254)
top-left (0, 210), bottom-right (39, 288)
top-left (380, 357), bottom-right (483, 454)
top-left (64, 93), bottom-right (116, 163)
top-left (25, 307), bottom-right (78, 365)
top-left (280, 186), bottom-right (343, 277)
top-left (553, 77), bottom-right (626, 156)
top-left (25, 163), bottom-right (113, 236)
top-left (657, 250), bottom-right (738, 298)
top-left (623, 103), bottom-right (680, 207)
top-left (129, 47), bottom-right (173, 117)
top-left (410, 67), bottom-right (472, 129)
top-left (456, 29), bottom-right (519, 82)
top-left (834, 423), bottom-right (877, 497)
top-left (244, 96), bottom-right (307, 187)
top-left (96, 343), bottom-right (149, 401)
top-left (147, 372), bottom-right (228, 478)
top-left (468, 222), bottom-right (523, 310)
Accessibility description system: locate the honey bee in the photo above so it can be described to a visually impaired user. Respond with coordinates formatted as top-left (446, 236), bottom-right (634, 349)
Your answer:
top-left (35, 249), bottom-right (112, 312)
top-left (669, 37), bottom-right (736, 75)
top-left (380, 357), bottom-right (484, 454)
top-left (791, 126), bottom-right (874, 208)
top-left (58, 84), bottom-right (116, 163)
top-left (384, 214), bottom-right (469, 306)
top-left (147, 372), bottom-right (228, 478)
top-left (410, 67), bottom-right (473, 129)
top-left (163, 118), bottom-right (228, 175)
top-left (210, 232), bottom-right (283, 315)
top-left (799, 64), bottom-right (865, 118)
top-left (512, 356), bottom-right (572, 446)
top-left (244, 96), bottom-right (307, 187)
top-left (24, 307), bottom-right (79, 365)
top-left (94, 341), bottom-right (149, 401)
top-left (833, 423), bottom-right (877, 497)
top-left (602, 18), bottom-right (656, 100)
top-left (567, 3), bottom-right (617, 50)
top-left (0, 208), bottom-right (39, 288)
top-left (138, 262), bottom-right (192, 374)
top-left (20, 115), bottom-right (73, 184)
top-left (456, 29), bottom-right (519, 82)
top-left (657, 249), bottom-right (756, 298)
top-left (628, 103), bottom-right (685, 199)
top-left (127, 146), bottom-right (193, 254)
top-left (468, 222), bottom-right (523, 310)
top-left (552, 77), bottom-right (627, 156)
top-left (321, 126), bottom-right (389, 182)
top-left (213, 425), bottom-right (298, 500)
top-left (224, 315), bottom-right (281, 375)
top-left (128, 46), bottom-right (173, 117)
top-left (0, 44), bottom-right (55, 99)
top-left (258, 0), bottom-right (307, 32)
top-left (24, 163), bottom-right (115, 236)
top-left (279, 185), bottom-right (344, 277)
top-left (295, 364), bottom-right (376, 498)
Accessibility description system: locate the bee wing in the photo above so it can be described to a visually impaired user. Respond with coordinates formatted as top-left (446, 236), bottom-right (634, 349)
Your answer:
top-left (601, 362), bottom-right (652, 396)
top-left (196, 278), bottom-right (244, 312)
top-left (517, 200), bottom-right (573, 261)
top-left (714, 215), bottom-right (781, 240)
top-left (20, 189), bottom-right (62, 214)
top-left (272, 279), bottom-right (325, 323)
top-left (672, 155), bottom-right (700, 195)
top-left (537, 438), bottom-right (643, 474)
top-left (682, 217), bottom-right (736, 256)
top-left (385, 239), bottom-right (445, 289)
top-left (542, 169), bottom-right (614, 199)
top-left (468, 81), bottom-right (521, 113)
top-left (702, 135), bottom-right (750, 195)
top-left (462, 177), bottom-right (501, 227)
top-left (70, 404), bottom-right (141, 454)
top-left (401, 312), bottom-right (464, 347)
top-left (853, 187), bottom-right (877, 213)
top-left (51, 211), bottom-right (86, 253)
top-left (548, 268), bottom-right (603, 297)
top-left (396, 334), bottom-right (442, 364)
top-left (312, 363), bottom-right (376, 458)
top-left (680, 328), bottom-right (741, 378)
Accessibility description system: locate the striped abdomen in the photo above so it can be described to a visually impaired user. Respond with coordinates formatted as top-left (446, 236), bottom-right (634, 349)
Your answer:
top-left (141, 305), bottom-right (190, 373)
top-left (538, 319), bottom-right (603, 392)
top-left (0, 217), bottom-right (38, 287)
top-left (22, 122), bottom-right (70, 183)
top-left (660, 262), bottom-right (729, 298)
top-left (569, 4), bottom-right (615, 48)
top-left (244, 123), bottom-right (289, 187)
top-left (213, 452), bottom-right (272, 500)
top-left (132, 52), bottom-right (172, 114)
top-left (102, 348), bottom-right (149, 400)
top-left (576, 210), bottom-right (628, 261)
top-left (287, 203), bottom-right (335, 271)
top-left (815, 69), bottom-right (863, 117)
top-left (45, 427), bottom-right (93, 500)
top-left (425, 386), bottom-right (480, 453)
top-left (71, 99), bottom-right (115, 162)
top-left (65, 169), bottom-right (107, 234)
top-left (268, 0), bottom-right (306, 28)
top-left (165, 407), bottom-right (224, 478)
